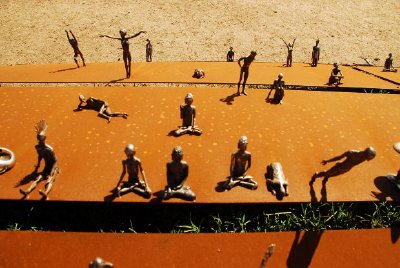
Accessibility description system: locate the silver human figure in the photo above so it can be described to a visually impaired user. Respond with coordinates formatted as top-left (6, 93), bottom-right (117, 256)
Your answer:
top-left (76, 95), bottom-right (128, 123)
top-left (265, 162), bottom-right (289, 200)
top-left (328, 63), bottom-right (344, 86)
top-left (173, 93), bottom-right (202, 137)
top-left (267, 73), bottom-right (285, 104)
top-left (89, 257), bottom-right (114, 268)
top-left (20, 120), bottom-right (59, 199)
top-left (280, 37), bottom-right (296, 67)
top-left (162, 146), bottom-right (196, 201)
top-left (113, 144), bottom-right (151, 199)
top-left (224, 136), bottom-right (258, 190)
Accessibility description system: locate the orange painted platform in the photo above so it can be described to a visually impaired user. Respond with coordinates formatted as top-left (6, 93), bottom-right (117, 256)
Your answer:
top-left (0, 86), bottom-right (399, 203)
top-left (0, 62), bottom-right (398, 90)
top-left (0, 228), bottom-right (399, 268)
top-left (355, 65), bottom-right (400, 85)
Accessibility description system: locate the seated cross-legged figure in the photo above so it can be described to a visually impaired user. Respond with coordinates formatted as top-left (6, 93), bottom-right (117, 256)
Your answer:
top-left (173, 93), bottom-right (202, 137)
top-left (162, 146), bottom-right (196, 201)
top-left (383, 53), bottom-right (398, 72)
top-left (223, 136), bottom-right (258, 190)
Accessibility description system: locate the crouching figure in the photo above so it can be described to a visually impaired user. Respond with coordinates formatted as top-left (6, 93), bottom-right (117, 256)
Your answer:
top-left (265, 162), bottom-right (289, 200)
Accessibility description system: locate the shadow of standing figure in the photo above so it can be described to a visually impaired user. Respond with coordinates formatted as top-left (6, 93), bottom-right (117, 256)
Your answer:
top-left (286, 231), bottom-right (324, 268)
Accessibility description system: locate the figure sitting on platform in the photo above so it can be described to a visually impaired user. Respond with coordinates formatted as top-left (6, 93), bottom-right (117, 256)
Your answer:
top-left (192, 68), bottom-right (205, 79)
top-left (222, 136), bottom-right (258, 190)
top-left (89, 257), bottom-right (114, 268)
top-left (310, 146), bottom-right (376, 185)
top-left (265, 162), bottom-right (289, 200)
top-left (386, 142), bottom-right (400, 191)
top-left (173, 93), bottom-right (202, 137)
top-left (65, 30), bottom-right (85, 68)
top-left (383, 53), bottom-right (397, 72)
top-left (267, 73), bottom-right (285, 104)
top-left (162, 146), bottom-right (196, 201)
top-left (75, 95), bottom-right (128, 123)
top-left (113, 144), bottom-right (151, 199)
top-left (328, 63), bottom-right (344, 86)
top-left (20, 120), bottom-right (59, 200)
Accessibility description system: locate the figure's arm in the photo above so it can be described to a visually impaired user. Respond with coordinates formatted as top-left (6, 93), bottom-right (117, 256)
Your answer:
top-left (237, 57), bottom-right (245, 67)
top-left (49, 150), bottom-right (58, 177)
top-left (127, 31), bottom-right (147, 39)
top-left (99, 34), bottom-right (120, 40)
top-left (322, 152), bottom-right (346, 165)
top-left (35, 155), bottom-right (43, 171)
top-left (76, 100), bottom-right (84, 110)
top-left (229, 153), bottom-right (236, 178)
top-left (65, 30), bottom-right (70, 40)
top-left (179, 164), bottom-right (189, 188)
top-left (292, 38), bottom-right (296, 47)
top-left (243, 154), bottom-right (252, 176)
top-left (138, 162), bottom-right (150, 191)
top-left (192, 107), bottom-right (196, 127)
top-left (280, 37), bottom-right (288, 47)
top-left (115, 161), bottom-right (126, 188)
top-left (70, 30), bottom-right (77, 41)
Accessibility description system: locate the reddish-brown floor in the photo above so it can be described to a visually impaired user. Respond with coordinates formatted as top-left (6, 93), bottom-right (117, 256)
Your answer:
top-left (0, 62), bottom-right (398, 89)
top-left (0, 86), bottom-right (399, 203)
top-left (0, 228), bottom-right (398, 268)
top-left (355, 65), bottom-right (400, 84)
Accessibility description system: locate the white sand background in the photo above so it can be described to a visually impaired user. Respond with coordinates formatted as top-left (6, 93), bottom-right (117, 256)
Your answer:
top-left (0, 0), bottom-right (399, 66)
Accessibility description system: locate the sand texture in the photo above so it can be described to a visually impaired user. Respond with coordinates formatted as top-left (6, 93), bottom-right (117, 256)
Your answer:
top-left (0, 0), bottom-right (399, 66)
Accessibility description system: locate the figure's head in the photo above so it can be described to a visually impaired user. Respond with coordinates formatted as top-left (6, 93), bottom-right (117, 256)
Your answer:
top-left (35, 120), bottom-right (48, 144)
top-left (238, 136), bottom-right (248, 150)
top-left (79, 94), bottom-right (86, 102)
top-left (364, 147), bottom-right (376, 160)
top-left (119, 29), bottom-right (127, 37)
top-left (278, 73), bottom-right (283, 79)
top-left (89, 257), bottom-right (108, 268)
top-left (230, 47), bottom-right (233, 51)
top-left (333, 62), bottom-right (339, 69)
top-left (124, 144), bottom-right (136, 157)
top-left (146, 39), bottom-right (150, 42)
top-left (250, 51), bottom-right (257, 57)
top-left (185, 93), bottom-right (193, 105)
top-left (389, 53), bottom-right (393, 58)
top-left (316, 39), bottom-right (320, 45)
top-left (171, 146), bottom-right (184, 161)
top-left (393, 142), bottom-right (400, 154)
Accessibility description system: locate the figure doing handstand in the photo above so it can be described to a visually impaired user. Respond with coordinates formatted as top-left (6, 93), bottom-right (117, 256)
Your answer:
top-left (113, 144), bottom-right (151, 199)
top-left (162, 146), bottom-right (196, 201)
top-left (223, 136), bottom-right (258, 190)
top-left (65, 30), bottom-right (85, 67)
top-left (237, 51), bottom-right (257, 96)
top-left (76, 95), bottom-right (128, 123)
top-left (20, 120), bottom-right (59, 200)
top-left (100, 29), bottom-right (146, 78)
top-left (173, 93), bottom-right (202, 136)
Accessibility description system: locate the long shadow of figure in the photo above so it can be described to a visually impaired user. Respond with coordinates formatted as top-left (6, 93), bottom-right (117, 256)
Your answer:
top-left (219, 93), bottom-right (239, 105)
top-left (15, 170), bottom-right (39, 188)
top-left (286, 231), bottom-right (324, 268)
top-left (49, 67), bottom-right (79, 73)
top-left (370, 176), bottom-right (400, 202)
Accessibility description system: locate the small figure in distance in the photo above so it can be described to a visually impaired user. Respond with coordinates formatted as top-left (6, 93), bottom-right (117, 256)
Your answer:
top-left (89, 257), bottom-right (114, 268)
top-left (280, 37), bottom-right (296, 67)
top-left (310, 146), bottom-right (376, 185)
top-left (173, 93), bottom-right (202, 137)
top-left (386, 142), bottom-right (400, 190)
top-left (237, 51), bottom-right (257, 96)
top-left (227, 46), bottom-right (235, 62)
top-left (265, 162), bottom-right (289, 200)
top-left (311, 39), bottom-right (320, 67)
top-left (383, 53), bottom-right (397, 72)
top-left (75, 95), bottom-right (128, 123)
top-left (100, 29), bottom-right (147, 78)
top-left (65, 30), bottom-right (86, 68)
top-left (328, 63), bottom-right (344, 86)
top-left (267, 73), bottom-right (285, 104)
top-left (146, 39), bottom-right (153, 62)
top-left (162, 146), bottom-right (196, 201)
top-left (192, 68), bottom-right (205, 79)
top-left (20, 120), bottom-right (59, 200)
top-left (113, 144), bottom-right (151, 199)
top-left (223, 136), bottom-right (258, 190)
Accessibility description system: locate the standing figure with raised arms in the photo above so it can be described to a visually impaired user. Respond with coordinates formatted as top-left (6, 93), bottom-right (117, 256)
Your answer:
top-left (65, 30), bottom-right (86, 67)
top-left (280, 37), bottom-right (296, 67)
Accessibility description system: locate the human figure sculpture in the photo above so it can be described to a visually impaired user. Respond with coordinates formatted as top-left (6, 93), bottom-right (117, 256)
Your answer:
top-left (227, 47), bottom-right (235, 62)
top-left (20, 120), bottom-right (59, 199)
top-left (192, 68), bottom-right (205, 79)
top-left (89, 257), bottom-right (114, 268)
top-left (267, 73), bottom-right (285, 104)
top-left (386, 142), bottom-right (400, 190)
top-left (237, 51), bottom-right (257, 95)
top-left (383, 53), bottom-right (397, 72)
top-left (113, 144), bottom-right (151, 199)
top-left (173, 93), bottom-right (202, 137)
top-left (223, 136), bottom-right (258, 190)
top-left (310, 147), bottom-right (376, 185)
top-left (76, 95), bottom-right (128, 123)
top-left (100, 29), bottom-right (146, 78)
top-left (65, 30), bottom-right (86, 68)
top-left (311, 39), bottom-right (320, 67)
top-left (0, 147), bottom-right (16, 174)
top-left (281, 38), bottom-right (296, 67)
top-left (146, 39), bottom-right (153, 62)
top-left (328, 63), bottom-right (344, 86)
top-left (162, 146), bottom-right (196, 201)
top-left (265, 162), bottom-right (289, 200)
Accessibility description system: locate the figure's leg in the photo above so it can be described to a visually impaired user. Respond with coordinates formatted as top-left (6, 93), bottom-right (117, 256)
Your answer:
top-left (106, 107), bottom-right (128, 119)
top-left (123, 54), bottom-right (129, 78)
top-left (242, 70), bottom-right (249, 95)
top-left (238, 176), bottom-right (258, 190)
top-left (39, 167), bottom-right (59, 199)
top-left (78, 50), bottom-right (86, 66)
top-left (74, 52), bottom-right (79, 68)
top-left (20, 174), bottom-right (43, 196)
top-left (127, 53), bottom-right (132, 78)
top-left (180, 186), bottom-right (196, 201)
top-left (174, 127), bottom-right (190, 137)
top-left (237, 70), bottom-right (244, 95)
top-left (99, 105), bottom-right (111, 122)
top-left (226, 177), bottom-right (241, 189)
top-left (286, 55), bottom-right (290, 67)
top-left (191, 127), bottom-right (202, 136)
top-left (288, 56), bottom-right (292, 67)
top-left (310, 171), bottom-right (326, 185)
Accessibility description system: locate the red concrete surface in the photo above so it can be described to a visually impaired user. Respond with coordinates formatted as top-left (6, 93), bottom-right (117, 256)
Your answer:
top-left (0, 86), bottom-right (399, 203)
top-left (0, 228), bottom-right (399, 268)
top-left (0, 62), bottom-right (397, 89)
top-left (355, 65), bottom-right (400, 84)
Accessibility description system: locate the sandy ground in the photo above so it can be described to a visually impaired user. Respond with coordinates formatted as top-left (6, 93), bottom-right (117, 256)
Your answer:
top-left (0, 0), bottom-right (399, 66)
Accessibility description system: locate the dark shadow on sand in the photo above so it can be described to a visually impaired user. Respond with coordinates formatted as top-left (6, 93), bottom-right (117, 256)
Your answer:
top-left (391, 227), bottom-right (400, 244)
top-left (371, 176), bottom-right (400, 201)
top-left (49, 67), bottom-right (79, 73)
top-left (286, 231), bottom-right (324, 268)
top-left (309, 178), bottom-right (328, 203)
top-left (15, 170), bottom-right (39, 188)
top-left (219, 93), bottom-right (239, 105)
top-left (109, 78), bottom-right (127, 83)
